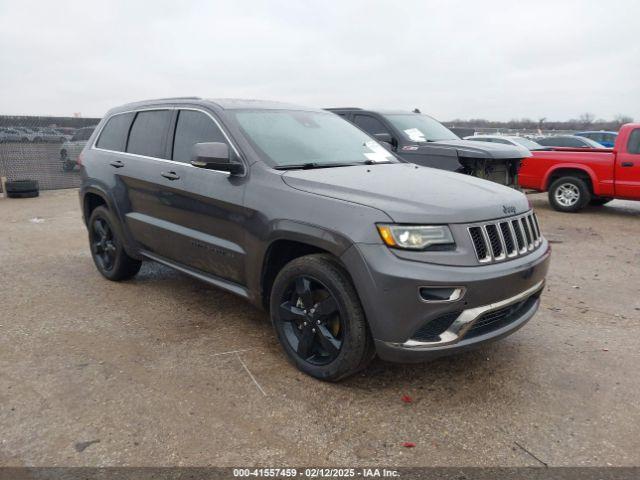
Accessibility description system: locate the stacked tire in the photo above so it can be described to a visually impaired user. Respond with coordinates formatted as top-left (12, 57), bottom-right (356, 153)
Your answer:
top-left (5, 179), bottom-right (39, 198)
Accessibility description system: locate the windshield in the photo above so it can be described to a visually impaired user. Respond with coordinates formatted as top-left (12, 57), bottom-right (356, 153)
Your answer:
top-left (383, 114), bottom-right (459, 142)
top-left (510, 137), bottom-right (544, 150)
top-left (232, 110), bottom-right (396, 167)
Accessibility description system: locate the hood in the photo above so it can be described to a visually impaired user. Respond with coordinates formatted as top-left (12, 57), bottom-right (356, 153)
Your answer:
top-left (281, 163), bottom-right (529, 224)
top-left (432, 139), bottom-right (531, 160)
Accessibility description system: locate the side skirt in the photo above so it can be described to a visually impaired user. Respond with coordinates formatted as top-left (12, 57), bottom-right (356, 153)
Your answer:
top-left (140, 250), bottom-right (250, 299)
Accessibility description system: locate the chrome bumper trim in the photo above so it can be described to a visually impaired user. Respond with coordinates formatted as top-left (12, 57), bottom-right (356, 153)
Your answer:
top-left (391, 280), bottom-right (545, 349)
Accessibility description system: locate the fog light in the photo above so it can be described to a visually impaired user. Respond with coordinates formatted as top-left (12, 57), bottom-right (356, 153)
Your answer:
top-left (419, 287), bottom-right (464, 303)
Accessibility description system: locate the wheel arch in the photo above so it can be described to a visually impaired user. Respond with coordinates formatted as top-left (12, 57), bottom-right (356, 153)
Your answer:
top-left (257, 222), bottom-right (355, 310)
top-left (544, 165), bottom-right (597, 194)
top-left (82, 187), bottom-right (112, 225)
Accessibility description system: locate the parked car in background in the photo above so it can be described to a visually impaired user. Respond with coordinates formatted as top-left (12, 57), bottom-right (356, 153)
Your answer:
top-left (32, 127), bottom-right (67, 143)
top-left (327, 108), bottom-right (529, 187)
top-left (79, 97), bottom-right (550, 381)
top-left (463, 135), bottom-right (546, 152)
top-left (0, 127), bottom-right (29, 143)
top-left (535, 135), bottom-right (605, 149)
top-left (55, 127), bottom-right (76, 140)
top-left (60, 126), bottom-right (96, 171)
top-left (13, 127), bottom-right (39, 142)
top-left (519, 123), bottom-right (640, 212)
top-left (575, 131), bottom-right (618, 148)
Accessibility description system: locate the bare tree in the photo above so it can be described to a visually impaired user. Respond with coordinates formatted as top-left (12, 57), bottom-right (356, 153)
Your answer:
top-left (578, 112), bottom-right (595, 128)
top-left (614, 114), bottom-right (634, 127)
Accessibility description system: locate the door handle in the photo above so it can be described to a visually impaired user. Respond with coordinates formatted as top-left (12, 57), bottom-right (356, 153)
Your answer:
top-left (161, 171), bottom-right (180, 180)
top-left (621, 162), bottom-right (634, 167)
top-left (109, 160), bottom-right (125, 168)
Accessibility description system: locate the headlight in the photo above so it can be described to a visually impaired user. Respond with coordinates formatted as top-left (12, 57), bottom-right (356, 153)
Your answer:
top-left (377, 224), bottom-right (454, 250)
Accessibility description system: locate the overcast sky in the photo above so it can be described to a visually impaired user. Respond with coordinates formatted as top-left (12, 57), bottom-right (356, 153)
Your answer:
top-left (1, 0), bottom-right (638, 121)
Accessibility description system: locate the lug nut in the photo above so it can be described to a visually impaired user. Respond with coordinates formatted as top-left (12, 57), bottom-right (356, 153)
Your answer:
top-left (303, 321), bottom-right (307, 326)
top-left (312, 328), bottom-right (316, 333)
top-left (316, 320), bottom-right (320, 325)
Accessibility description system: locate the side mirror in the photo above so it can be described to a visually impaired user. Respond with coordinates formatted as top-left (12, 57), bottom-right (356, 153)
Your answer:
top-left (190, 142), bottom-right (243, 174)
top-left (374, 132), bottom-right (395, 151)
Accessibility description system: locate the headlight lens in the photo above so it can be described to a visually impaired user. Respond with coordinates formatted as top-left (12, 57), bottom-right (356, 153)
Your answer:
top-left (377, 224), bottom-right (454, 250)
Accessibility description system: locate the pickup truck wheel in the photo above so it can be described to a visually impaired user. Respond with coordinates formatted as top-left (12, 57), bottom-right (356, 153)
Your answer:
top-left (590, 197), bottom-right (613, 206)
top-left (88, 206), bottom-right (141, 281)
top-left (270, 254), bottom-right (374, 381)
top-left (548, 176), bottom-right (591, 212)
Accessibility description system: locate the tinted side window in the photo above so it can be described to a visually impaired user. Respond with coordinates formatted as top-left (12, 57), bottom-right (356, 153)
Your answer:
top-left (628, 129), bottom-right (640, 154)
top-left (172, 110), bottom-right (227, 163)
top-left (126, 110), bottom-right (172, 158)
top-left (353, 115), bottom-right (389, 136)
top-left (566, 137), bottom-right (586, 147)
top-left (96, 113), bottom-right (134, 151)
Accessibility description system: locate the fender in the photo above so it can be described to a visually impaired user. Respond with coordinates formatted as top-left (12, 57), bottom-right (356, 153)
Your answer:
top-left (80, 183), bottom-right (142, 260)
top-left (244, 219), bottom-right (356, 308)
top-left (543, 163), bottom-right (602, 195)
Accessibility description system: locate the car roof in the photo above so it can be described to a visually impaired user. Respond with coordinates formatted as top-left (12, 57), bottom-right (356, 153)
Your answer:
top-left (326, 107), bottom-right (416, 115)
top-left (112, 97), bottom-right (323, 113)
top-left (540, 135), bottom-right (584, 139)
top-left (575, 130), bottom-right (618, 135)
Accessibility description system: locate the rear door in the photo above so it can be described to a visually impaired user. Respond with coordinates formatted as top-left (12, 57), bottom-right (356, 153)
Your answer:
top-left (615, 127), bottom-right (640, 198)
top-left (126, 108), bottom-right (248, 285)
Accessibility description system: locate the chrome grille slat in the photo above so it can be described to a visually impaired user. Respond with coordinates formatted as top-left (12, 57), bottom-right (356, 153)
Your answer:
top-left (484, 224), bottom-right (505, 260)
top-left (467, 212), bottom-right (543, 264)
top-left (520, 217), bottom-right (533, 250)
top-left (527, 215), bottom-right (539, 246)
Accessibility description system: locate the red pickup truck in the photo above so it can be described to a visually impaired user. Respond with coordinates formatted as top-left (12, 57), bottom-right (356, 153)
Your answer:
top-left (518, 123), bottom-right (640, 212)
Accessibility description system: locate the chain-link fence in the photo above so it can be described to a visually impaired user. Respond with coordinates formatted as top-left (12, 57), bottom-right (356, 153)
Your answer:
top-left (0, 115), bottom-right (100, 192)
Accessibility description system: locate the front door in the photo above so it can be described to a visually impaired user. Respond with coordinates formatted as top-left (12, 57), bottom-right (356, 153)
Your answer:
top-left (125, 108), bottom-right (249, 285)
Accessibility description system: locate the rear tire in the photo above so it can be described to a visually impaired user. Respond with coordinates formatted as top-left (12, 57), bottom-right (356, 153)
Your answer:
top-left (548, 176), bottom-right (591, 212)
top-left (88, 206), bottom-right (141, 281)
top-left (270, 254), bottom-right (374, 381)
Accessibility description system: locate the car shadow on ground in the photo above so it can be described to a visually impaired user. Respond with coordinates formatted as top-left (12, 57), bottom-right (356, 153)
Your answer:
top-left (127, 260), bottom-right (530, 393)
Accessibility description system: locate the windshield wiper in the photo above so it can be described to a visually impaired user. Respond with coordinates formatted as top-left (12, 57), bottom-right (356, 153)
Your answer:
top-left (274, 162), bottom-right (362, 170)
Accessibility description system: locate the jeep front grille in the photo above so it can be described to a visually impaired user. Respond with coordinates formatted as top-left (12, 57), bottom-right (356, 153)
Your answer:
top-left (468, 212), bottom-right (542, 264)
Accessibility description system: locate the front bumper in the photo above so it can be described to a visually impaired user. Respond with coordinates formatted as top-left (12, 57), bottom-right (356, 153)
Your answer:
top-left (340, 240), bottom-right (550, 362)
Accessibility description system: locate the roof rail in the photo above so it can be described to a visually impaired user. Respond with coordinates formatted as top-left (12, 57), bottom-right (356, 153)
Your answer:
top-left (120, 97), bottom-right (202, 107)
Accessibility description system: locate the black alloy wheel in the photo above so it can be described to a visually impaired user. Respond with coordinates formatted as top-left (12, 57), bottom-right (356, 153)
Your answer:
top-left (270, 254), bottom-right (374, 381)
top-left (87, 206), bottom-right (141, 281)
top-left (279, 276), bottom-right (344, 365)
top-left (91, 217), bottom-right (117, 272)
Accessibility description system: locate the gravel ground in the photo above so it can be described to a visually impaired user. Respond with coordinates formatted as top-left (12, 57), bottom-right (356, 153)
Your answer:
top-left (0, 189), bottom-right (638, 467)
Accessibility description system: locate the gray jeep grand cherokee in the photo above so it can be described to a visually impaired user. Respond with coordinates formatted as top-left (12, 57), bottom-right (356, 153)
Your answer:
top-left (79, 98), bottom-right (550, 381)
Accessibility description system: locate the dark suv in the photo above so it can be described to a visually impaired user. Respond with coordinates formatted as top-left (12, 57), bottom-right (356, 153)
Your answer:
top-left (79, 98), bottom-right (550, 381)
top-left (327, 108), bottom-right (527, 187)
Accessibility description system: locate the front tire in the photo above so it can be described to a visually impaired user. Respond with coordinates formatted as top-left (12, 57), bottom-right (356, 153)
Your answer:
top-left (88, 206), bottom-right (141, 281)
top-left (548, 176), bottom-right (591, 212)
top-left (270, 254), bottom-right (374, 381)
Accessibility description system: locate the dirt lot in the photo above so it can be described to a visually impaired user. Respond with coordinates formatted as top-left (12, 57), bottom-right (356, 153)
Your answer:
top-left (0, 189), bottom-right (639, 467)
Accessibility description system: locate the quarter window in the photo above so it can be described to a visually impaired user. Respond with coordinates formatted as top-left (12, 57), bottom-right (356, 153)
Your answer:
top-left (96, 113), bottom-right (134, 152)
top-left (126, 110), bottom-right (172, 158)
top-left (172, 110), bottom-right (227, 163)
